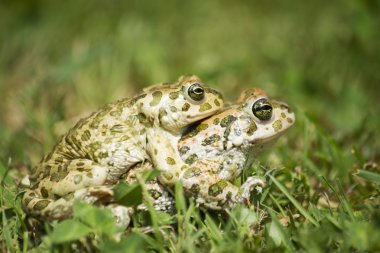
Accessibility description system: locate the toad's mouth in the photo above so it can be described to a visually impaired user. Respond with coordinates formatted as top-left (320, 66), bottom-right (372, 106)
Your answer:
top-left (252, 131), bottom-right (286, 145)
top-left (187, 110), bottom-right (220, 120)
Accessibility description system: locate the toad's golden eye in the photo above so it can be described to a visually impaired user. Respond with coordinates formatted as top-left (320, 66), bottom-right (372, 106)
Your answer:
top-left (252, 98), bottom-right (273, 121)
top-left (187, 83), bottom-right (205, 101)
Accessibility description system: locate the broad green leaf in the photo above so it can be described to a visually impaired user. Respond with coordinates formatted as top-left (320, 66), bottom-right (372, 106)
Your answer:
top-left (73, 201), bottom-right (117, 234)
top-left (142, 167), bottom-right (161, 182)
top-left (100, 233), bottom-right (147, 253)
top-left (114, 182), bottom-right (143, 206)
top-left (267, 209), bottom-right (295, 252)
top-left (235, 206), bottom-right (260, 225)
top-left (50, 219), bottom-right (92, 243)
top-left (268, 220), bottom-right (282, 246)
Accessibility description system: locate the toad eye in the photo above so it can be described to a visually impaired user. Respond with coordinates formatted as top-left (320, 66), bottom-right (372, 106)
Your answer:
top-left (187, 83), bottom-right (205, 101)
top-left (252, 98), bottom-right (273, 121)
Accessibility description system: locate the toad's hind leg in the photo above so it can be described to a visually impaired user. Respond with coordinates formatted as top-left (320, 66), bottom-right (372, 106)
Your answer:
top-left (22, 185), bottom-right (114, 220)
top-left (22, 186), bottom-right (133, 229)
top-left (38, 158), bottom-right (111, 198)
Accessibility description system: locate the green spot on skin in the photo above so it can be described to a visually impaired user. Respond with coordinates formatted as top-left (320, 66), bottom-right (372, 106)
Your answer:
top-left (220, 115), bottom-right (237, 128)
top-left (159, 108), bottom-right (168, 118)
top-left (43, 165), bottom-right (52, 178)
top-left (150, 91), bottom-right (163, 106)
top-left (247, 121), bottom-right (257, 136)
top-left (134, 93), bottom-right (147, 103)
top-left (181, 123), bottom-right (209, 140)
top-left (281, 112), bottom-right (286, 118)
top-left (89, 120), bottom-right (100, 129)
top-left (199, 103), bottom-right (212, 112)
top-left (170, 106), bottom-right (178, 112)
top-left (149, 189), bottom-right (162, 199)
top-left (98, 151), bottom-right (109, 159)
top-left (185, 154), bottom-right (198, 165)
top-left (280, 104), bottom-right (290, 112)
top-left (169, 91), bottom-right (179, 100)
top-left (110, 108), bottom-right (123, 117)
top-left (197, 123), bottom-right (209, 132)
top-left (40, 187), bottom-right (49, 198)
top-left (213, 118), bottom-right (220, 125)
top-left (88, 142), bottom-right (101, 154)
top-left (81, 130), bottom-right (91, 141)
top-left (110, 124), bottom-right (124, 134)
top-left (57, 164), bottom-right (64, 173)
top-left (125, 115), bottom-right (138, 126)
top-left (214, 99), bottom-right (220, 107)
top-left (166, 157), bottom-right (176, 165)
top-left (208, 180), bottom-right (228, 197)
top-left (162, 172), bottom-right (173, 180)
top-left (23, 197), bottom-right (33, 206)
top-left (50, 173), bottom-right (59, 182)
top-left (120, 135), bottom-right (130, 142)
top-left (206, 88), bottom-right (223, 100)
top-left (272, 120), bottom-right (283, 132)
top-left (55, 157), bottom-right (64, 163)
top-left (182, 103), bottom-right (190, 111)
top-left (44, 153), bottom-right (52, 162)
top-left (183, 167), bottom-right (201, 179)
top-left (33, 200), bottom-right (50, 211)
top-left (287, 117), bottom-right (293, 123)
top-left (201, 134), bottom-right (221, 146)
top-left (29, 192), bottom-right (37, 197)
top-left (101, 124), bottom-right (109, 136)
top-left (190, 184), bottom-right (200, 194)
top-left (222, 116), bottom-right (237, 148)
top-left (179, 146), bottom-right (190, 155)
top-left (74, 174), bottom-right (83, 184)
top-left (137, 113), bottom-right (148, 123)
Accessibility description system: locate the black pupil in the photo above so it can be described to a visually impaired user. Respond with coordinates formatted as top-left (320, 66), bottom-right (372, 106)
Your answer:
top-left (253, 99), bottom-right (273, 120)
top-left (261, 104), bottom-right (272, 111)
top-left (188, 83), bottom-right (205, 101)
top-left (193, 87), bottom-right (203, 94)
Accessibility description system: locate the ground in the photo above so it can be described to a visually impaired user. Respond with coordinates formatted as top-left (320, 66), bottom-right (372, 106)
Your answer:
top-left (0, 0), bottom-right (380, 252)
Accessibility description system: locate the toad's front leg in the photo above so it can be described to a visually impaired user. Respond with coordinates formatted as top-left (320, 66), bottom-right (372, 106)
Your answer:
top-left (179, 160), bottom-right (266, 210)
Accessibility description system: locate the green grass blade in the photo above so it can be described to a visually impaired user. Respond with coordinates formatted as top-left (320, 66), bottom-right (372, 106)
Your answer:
top-left (269, 175), bottom-right (319, 227)
top-left (355, 170), bottom-right (380, 184)
top-left (336, 179), bottom-right (355, 220)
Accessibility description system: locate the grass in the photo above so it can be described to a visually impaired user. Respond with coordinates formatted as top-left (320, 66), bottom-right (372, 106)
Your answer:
top-left (1, 0), bottom-right (380, 252)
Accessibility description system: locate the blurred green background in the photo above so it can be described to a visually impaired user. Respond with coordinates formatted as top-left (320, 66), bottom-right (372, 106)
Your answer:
top-left (1, 0), bottom-right (379, 177)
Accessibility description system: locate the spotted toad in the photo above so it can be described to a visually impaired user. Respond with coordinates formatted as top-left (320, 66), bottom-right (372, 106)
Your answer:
top-left (22, 75), bottom-right (224, 223)
top-left (146, 88), bottom-right (295, 210)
